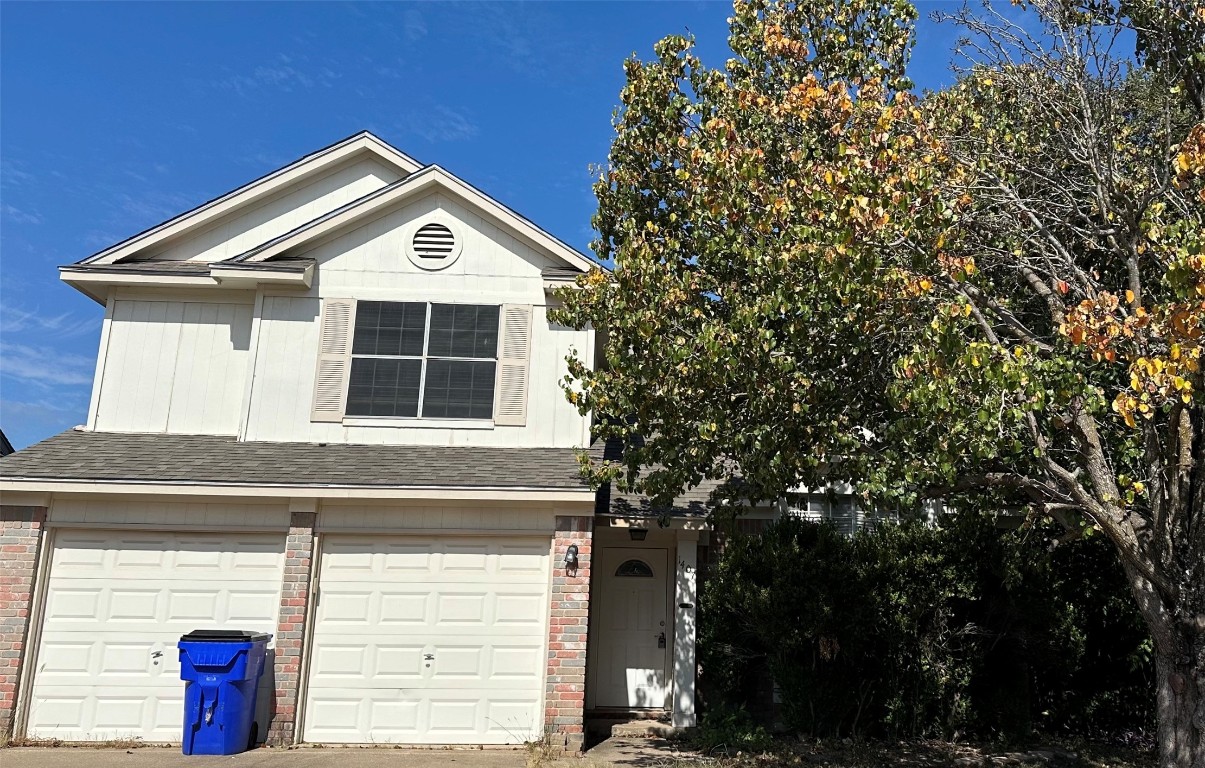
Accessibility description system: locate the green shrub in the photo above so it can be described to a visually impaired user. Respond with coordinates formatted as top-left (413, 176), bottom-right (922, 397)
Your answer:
top-left (692, 704), bottom-right (774, 753)
top-left (697, 513), bottom-right (1153, 741)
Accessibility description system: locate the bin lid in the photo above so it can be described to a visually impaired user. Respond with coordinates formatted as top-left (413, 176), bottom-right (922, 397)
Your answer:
top-left (179, 629), bottom-right (272, 642)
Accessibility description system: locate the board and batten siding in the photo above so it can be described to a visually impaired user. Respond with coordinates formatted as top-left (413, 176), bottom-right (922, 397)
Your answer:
top-left (242, 193), bottom-right (593, 449)
top-left (93, 299), bottom-right (254, 435)
top-left (147, 157), bottom-right (404, 263)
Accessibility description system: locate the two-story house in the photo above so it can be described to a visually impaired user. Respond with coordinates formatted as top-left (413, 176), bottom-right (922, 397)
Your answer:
top-left (0, 132), bottom-right (705, 751)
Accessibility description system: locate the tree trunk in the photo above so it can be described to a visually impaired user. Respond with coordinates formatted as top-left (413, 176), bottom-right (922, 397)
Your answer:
top-left (1125, 562), bottom-right (1205, 768)
top-left (1155, 643), bottom-right (1205, 768)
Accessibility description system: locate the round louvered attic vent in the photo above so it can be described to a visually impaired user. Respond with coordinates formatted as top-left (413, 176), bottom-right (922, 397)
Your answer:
top-left (405, 218), bottom-right (463, 270)
top-left (412, 223), bottom-right (456, 259)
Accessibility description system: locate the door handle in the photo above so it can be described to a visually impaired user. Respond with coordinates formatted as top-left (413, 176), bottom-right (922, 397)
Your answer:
top-left (657, 632), bottom-right (666, 649)
top-left (423, 654), bottom-right (435, 661)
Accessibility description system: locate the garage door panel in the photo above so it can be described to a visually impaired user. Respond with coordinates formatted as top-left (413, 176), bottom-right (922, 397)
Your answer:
top-left (304, 535), bottom-right (550, 744)
top-left (309, 642), bottom-right (428, 681)
top-left (484, 700), bottom-right (544, 739)
top-left (26, 687), bottom-right (184, 742)
top-left (484, 645), bottom-right (544, 681)
top-left (304, 690), bottom-right (542, 744)
top-left (28, 530), bottom-right (285, 742)
top-left (44, 580), bottom-right (280, 628)
top-left (50, 531), bottom-right (285, 580)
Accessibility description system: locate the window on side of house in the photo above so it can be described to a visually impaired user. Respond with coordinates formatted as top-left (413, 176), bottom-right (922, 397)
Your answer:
top-left (346, 301), bottom-right (499, 419)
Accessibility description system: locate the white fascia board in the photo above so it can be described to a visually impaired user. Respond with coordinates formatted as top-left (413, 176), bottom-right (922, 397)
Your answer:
top-left (60, 270), bottom-right (219, 305)
top-left (543, 278), bottom-right (581, 294)
top-left (84, 133), bottom-right (421, 266)
top-left (241, 166), bottom-right (599, 274)
top-left (0, 477), bottom-right (598, 503)
top-left (428, 166), bottom-right (598, 273)
top-left (210, 263), bottom-right (314, 287)
top-left (59, 266), bottom-right (311, 304)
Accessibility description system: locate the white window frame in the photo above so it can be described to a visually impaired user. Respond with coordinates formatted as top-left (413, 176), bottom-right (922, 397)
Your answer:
top-left (345, 300), bottom-right (500, 421)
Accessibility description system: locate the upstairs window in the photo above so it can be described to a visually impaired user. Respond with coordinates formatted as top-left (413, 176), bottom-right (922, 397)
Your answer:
top-left (346, 301), bottom-right (499, 419)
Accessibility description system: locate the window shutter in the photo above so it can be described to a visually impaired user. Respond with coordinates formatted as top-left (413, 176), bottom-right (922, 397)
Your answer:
top-left (311, 299), bottom-right (355, 422)
top-left (494, 304), bottom-right (532, 426)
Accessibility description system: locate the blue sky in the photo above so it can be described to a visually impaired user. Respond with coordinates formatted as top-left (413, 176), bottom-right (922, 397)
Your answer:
top-left (0, 1), bottom-right (966, 450)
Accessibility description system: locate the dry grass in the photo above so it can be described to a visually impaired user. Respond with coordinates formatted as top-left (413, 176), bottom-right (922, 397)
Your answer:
top-left (2, 736), bottom-right (172, 750)
top-left (659, 738), bottom-right (1154, 768)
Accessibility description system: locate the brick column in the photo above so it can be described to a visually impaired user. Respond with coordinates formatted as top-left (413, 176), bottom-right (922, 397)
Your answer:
top-left (0, 506), bottom-right (47, 743)
top-left (545, 515), bottom-right (592, 753)
top-left (266, 509), bottom-right (316, 746)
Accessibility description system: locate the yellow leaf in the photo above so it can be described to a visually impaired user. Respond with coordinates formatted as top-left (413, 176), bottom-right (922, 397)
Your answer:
top-left (1125, 290), bottom-right (1135, 303)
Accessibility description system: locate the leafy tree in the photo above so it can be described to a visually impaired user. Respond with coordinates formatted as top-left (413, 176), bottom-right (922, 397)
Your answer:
top-left (552, 0), bottom-right (1204, 764)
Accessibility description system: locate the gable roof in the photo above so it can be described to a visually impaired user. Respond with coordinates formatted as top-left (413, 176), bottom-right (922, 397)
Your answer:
top-left (229, 164), bottom-right (598, 273)
top-left (82, 132), bottom-right (423, 266)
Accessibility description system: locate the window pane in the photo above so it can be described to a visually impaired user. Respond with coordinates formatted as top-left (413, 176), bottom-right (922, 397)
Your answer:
top-left (421, 360), bottom-right (496, 419)
top-left (427, 304), bottom-right (498, 358)
top-left (346, 358), bottom-right (421, 417)
top-left (352, 301), bottom-right (426, 356)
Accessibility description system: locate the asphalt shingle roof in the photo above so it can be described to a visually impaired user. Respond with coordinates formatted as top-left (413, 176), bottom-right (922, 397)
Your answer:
top-left (541, 266), bottom-right (588, 279)
top-left (591, 438), bottom-right (727, 517)
top-left (0, 430), bottom-right (593, 490)
top-left (60, 259), bottom-right (316, 276)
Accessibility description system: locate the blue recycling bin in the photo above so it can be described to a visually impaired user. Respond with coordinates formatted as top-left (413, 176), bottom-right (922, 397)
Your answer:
top-left (178, 630), bottom-right (271, 755)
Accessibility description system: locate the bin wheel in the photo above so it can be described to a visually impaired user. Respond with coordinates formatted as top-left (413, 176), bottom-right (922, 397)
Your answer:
top-left (248, 721), bottom-right (259, 750)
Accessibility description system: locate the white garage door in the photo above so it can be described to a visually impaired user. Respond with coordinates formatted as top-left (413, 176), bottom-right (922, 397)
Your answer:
top-left (26, 530), bottom-right (285, 742)
top-left (303, 535), bottom-right (550, 744)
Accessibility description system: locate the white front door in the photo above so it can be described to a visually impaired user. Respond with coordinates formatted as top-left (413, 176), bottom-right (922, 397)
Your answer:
top-left (302, 535), bottom-right (550, 744)
top-left (591, 547), bottom-right (670, 709)
top-left (27, 529), bottom-right (285, 742)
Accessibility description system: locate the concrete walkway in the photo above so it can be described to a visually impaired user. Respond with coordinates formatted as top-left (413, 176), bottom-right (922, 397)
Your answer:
top-left (575, 736), bottom-right (696, 767)
top-left (4, 736), bottom-right (693, 768)
top-left (2, 746), bottom-right (528, 768)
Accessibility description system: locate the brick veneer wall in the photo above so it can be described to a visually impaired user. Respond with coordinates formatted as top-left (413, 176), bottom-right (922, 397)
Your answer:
top-left (0, 506), bottom-right (47, 742)
top-left (266, 510), bottom-right (316, 746)
top-left (545, 515), bottom-right (592, 753)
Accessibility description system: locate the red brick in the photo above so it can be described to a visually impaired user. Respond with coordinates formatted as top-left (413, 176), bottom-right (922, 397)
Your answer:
top-left (544, 516), bottom-right (592, 753)
top-left (0, 505), bottom-right (47, 738)
top-left (266, 511), bottom-right (316, 747)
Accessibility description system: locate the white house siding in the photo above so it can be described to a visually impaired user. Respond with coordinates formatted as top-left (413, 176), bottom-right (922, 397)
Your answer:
top-left (93, 299), bottom-right (253, 435)
top-left (317, 503), bottom-right (557, 533)
top-left (49, 498), bottom-right (291, 529)
top-left (146, 157), bottom-right (403, 263)
top-left (242, 193), bottom-right (593, 449)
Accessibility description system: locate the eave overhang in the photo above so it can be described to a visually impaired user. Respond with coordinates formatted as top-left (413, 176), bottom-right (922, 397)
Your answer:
top-left (59, 260), bottom-right (314, 304)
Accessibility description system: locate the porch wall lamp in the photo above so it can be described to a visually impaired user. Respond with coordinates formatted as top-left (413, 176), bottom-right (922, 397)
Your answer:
top-left (629, 528), bottom-right (648, 541)
top-left (564, 544), bottom-right (579, 572)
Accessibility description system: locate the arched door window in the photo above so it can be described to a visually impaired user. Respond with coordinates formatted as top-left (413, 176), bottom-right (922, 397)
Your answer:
top-left (615, 559), bottom-right (654, 577)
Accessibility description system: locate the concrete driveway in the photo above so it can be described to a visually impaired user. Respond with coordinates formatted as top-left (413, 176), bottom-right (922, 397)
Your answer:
top-left (2, 746), bottom-right (532, 768)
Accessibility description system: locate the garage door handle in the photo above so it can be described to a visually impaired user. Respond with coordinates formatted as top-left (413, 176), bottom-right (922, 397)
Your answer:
top-left (423, 654), bottom-right (435, 661)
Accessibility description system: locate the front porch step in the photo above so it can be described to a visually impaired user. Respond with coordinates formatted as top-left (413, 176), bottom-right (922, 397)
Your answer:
top-left (611, 719), bottom-right (682, 739)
